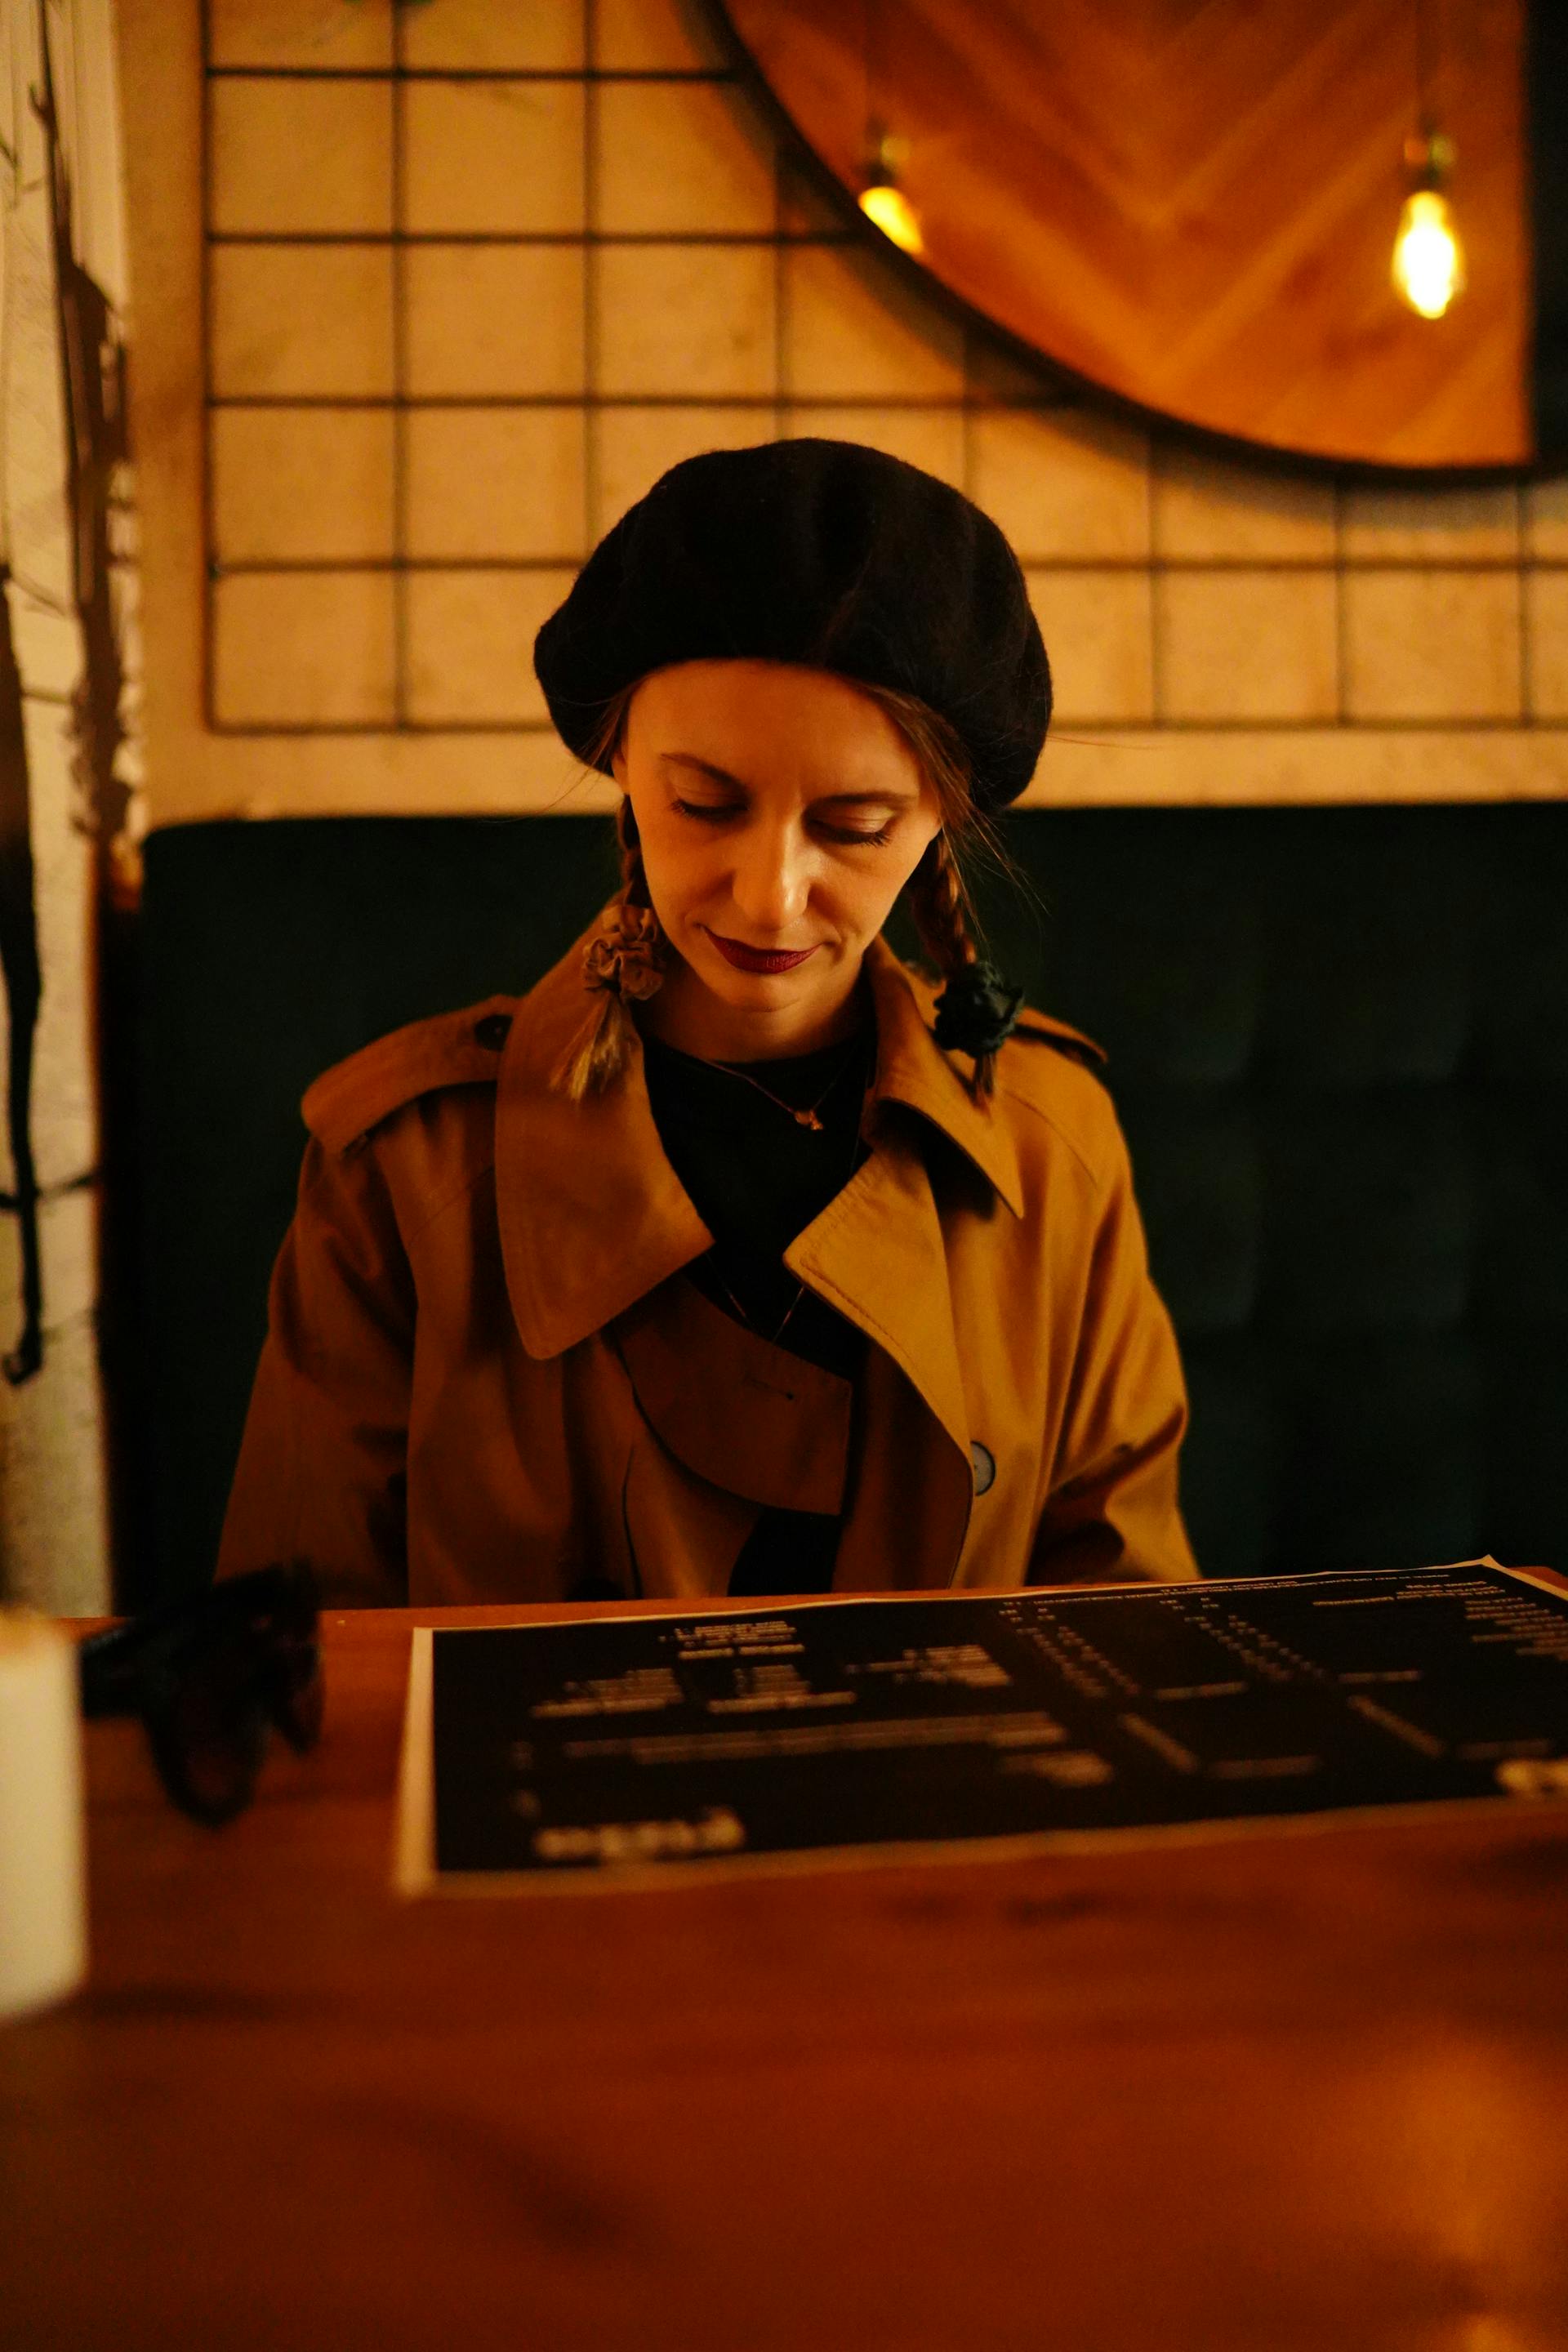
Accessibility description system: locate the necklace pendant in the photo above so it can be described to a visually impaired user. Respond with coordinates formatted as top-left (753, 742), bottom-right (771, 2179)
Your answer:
top-left (794, 1108), bottom-right (826, 1131)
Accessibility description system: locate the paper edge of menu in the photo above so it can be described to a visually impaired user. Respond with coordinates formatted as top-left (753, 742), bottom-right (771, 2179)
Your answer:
top-left (390, 1561), bottom-right (1568, 1899)
top-left (406, 1784), bottom-right (1568, 1900)
top-left (393, 1626), bottom-right (435, 1895)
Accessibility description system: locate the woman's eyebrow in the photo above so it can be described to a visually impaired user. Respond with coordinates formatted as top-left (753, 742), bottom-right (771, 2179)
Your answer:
top-left (815, 789), bottom-right (920, 808)
top-left (660, 753), bottom-right (747, 789)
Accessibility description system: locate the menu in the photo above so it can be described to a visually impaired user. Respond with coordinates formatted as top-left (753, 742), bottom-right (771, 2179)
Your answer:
top-left (394, 1562), bottom-right (1568, 1891)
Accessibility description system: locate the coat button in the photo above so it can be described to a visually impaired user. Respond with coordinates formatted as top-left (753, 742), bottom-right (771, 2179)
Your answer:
top-left (473, 1012), bottom-right (512, 1050)
top-left (970, 1441), bottom-right (996, 1494)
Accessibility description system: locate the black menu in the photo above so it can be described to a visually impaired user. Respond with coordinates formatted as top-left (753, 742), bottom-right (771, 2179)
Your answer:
top-left (396, 1564), bottom-right (1568, 1890)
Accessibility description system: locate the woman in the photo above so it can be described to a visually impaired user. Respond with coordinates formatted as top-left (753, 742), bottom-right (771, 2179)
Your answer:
top-left (218, 439), bottom-right (1197, 1604)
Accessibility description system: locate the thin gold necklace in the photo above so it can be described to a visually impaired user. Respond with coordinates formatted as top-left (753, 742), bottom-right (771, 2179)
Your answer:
top-left (705, 1038), bottom-right (870, 1345)
top-left (712, 1036), bottom-right (864, 1132)
top-left (711, 1267), bottom-right (808, 1349)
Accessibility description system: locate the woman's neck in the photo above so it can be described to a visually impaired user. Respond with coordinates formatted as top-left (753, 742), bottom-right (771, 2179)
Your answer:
top-left (639, 960), bottom-right (866, 1063)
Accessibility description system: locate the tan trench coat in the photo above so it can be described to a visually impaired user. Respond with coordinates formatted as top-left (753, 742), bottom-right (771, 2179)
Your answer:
top-left (217, 924), bottom-right (1199, 1604)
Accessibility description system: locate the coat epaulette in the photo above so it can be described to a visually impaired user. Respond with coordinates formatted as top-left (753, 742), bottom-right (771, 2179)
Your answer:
top-left (1010, 1007), bottom-right (1107, 1071)
top-left (302, 996), bottom-right (517, 1156)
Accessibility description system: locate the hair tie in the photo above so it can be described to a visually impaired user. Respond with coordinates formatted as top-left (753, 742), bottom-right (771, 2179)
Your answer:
top-left (582, 902), bottom-right (666, 1003)
top-left (933, 960), bottom-right (1024, 1058)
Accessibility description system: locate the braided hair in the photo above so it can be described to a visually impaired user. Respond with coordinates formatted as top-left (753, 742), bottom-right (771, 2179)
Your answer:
top-left (553, 679), bottom-right (1020, 1103)
top-left (866, 688), bottom-right (1020, 1099)
top-left (554, 728), bottom-right (662, 1101)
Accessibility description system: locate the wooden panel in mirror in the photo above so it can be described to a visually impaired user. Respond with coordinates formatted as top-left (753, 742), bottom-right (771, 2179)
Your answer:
top-left (719, 0), bottom-right (1530, 470)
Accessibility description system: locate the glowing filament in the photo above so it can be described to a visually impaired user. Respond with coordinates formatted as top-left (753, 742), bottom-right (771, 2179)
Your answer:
top-left (858, 181), bottom-right (924, 256)
top-left (1392, 188), bottom-right (1465, 319)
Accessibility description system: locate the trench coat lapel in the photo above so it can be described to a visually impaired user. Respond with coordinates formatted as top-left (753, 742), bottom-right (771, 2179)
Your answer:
top-left (495, 934), bottom-right (711, 1361)
top-left (784, 1126), bottom-right (971, 1460)
top-left (792, 942), bottom-right (1023, 1468)
top-left (858, 938), bottom-right (1023, 1220)
top-left (495, 925), bottom-right (1022, 1441)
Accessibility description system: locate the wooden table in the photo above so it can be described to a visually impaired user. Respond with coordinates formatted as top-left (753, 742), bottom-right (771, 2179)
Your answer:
top-left (5, 1601), bottom-right (1568, 2351)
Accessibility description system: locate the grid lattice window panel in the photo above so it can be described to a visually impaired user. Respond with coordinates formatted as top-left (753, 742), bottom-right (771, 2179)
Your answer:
top-left (203, 0), bottom-right (1547, 742)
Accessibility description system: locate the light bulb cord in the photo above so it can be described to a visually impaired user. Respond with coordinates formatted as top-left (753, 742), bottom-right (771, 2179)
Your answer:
top-left (1415, 0), bottom-right (1436, 127)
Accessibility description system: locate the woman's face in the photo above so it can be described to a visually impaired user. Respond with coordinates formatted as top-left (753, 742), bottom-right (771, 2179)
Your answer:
top-left (614, 659), bottom-right (942, 1059)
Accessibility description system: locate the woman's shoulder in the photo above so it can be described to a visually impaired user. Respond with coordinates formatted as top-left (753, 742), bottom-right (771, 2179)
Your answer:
top-left (1007, 1004), bottom-right (1107, 1074)
top-left (992, 1001), bottom-right (1124, 1191)
top-left (301, 994), bottom-right (518, 1159)
top-left (893, 951), bottom-right (1105, 1079)
top-left (889, 951), bottom-right (1120, 1192)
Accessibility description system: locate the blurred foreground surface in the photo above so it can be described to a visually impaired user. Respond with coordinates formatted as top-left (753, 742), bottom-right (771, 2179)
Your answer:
top-left (4, 1600), bottom-right (1567, 2352)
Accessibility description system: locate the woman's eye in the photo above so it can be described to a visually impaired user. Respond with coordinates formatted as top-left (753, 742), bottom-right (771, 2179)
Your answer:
top-left (670, 800), bottom-right (893, 847)
top-left (821, 822), bottom-right (895, 847)
top-left (673, 800), bottom-right (741, 823)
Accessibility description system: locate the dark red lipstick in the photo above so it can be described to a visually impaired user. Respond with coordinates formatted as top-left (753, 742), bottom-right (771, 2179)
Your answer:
top-left (707, 932), bottom-right (819, 974)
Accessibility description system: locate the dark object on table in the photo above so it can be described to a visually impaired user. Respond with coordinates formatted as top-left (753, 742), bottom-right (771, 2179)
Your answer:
top-left (78, 1562), bottom-right (322, 1825)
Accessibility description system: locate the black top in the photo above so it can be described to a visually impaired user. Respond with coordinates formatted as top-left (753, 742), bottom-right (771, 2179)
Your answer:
top-left (640, 1025), bottom-right (872, 1594)
top-left (640, 1028), bottom-right (871, 1378)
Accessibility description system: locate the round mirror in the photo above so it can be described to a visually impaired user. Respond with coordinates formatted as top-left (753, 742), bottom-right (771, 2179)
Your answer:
top-left (714, 0), bottom-right (1565, 474)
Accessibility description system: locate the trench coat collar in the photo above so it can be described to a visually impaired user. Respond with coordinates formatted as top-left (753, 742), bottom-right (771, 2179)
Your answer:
top-left (495, 920), bottom-right (1022, 1367)
top-left (858, 938), bottom-right (1024, 1218)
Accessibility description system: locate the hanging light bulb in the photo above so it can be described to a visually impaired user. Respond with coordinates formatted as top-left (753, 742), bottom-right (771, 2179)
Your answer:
top-left (1392, 182), bottom-right (1465, 319)
top-left (1392, 0), bottom-right (1463, 322)
top-left (858, 127), bottom-right (923, 256)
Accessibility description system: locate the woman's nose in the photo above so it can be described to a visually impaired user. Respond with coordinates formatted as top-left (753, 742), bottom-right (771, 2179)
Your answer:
top-left (728, 827), bottom-right (812, 935)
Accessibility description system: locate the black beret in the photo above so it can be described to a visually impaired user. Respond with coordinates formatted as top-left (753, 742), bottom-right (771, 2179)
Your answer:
top-left (532, 438), bottom-right (1050, 813)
